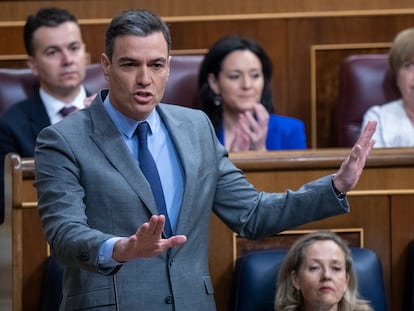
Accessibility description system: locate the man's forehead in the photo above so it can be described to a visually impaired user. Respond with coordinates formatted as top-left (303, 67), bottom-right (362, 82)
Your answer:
top-left (112, 34), bottom-right (169, 58)
top-left (33, 23), bottom-right (82, 45)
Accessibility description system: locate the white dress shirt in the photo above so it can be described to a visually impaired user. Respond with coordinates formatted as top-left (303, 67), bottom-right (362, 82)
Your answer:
top-left (40, 86), bottom-right (87, 124)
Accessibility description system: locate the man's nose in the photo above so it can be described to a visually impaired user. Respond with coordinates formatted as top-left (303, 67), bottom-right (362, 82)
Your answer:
top-left (136, 67), bottom-right (151, 86)
top-left (61, 49), bottom-right (74, 65)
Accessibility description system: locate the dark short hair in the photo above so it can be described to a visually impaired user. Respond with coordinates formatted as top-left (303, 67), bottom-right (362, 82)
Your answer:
top-left (105, 9), bottom-right (171, 61)
top-left (24, 7), bottom-right (79, 56)
top-left (198, 35), bottom-right (274, 130)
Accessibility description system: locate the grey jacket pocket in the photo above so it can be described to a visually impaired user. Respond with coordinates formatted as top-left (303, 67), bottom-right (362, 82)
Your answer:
top-left (65, 286), bottom-right (116, 310)
top-left (203, 276), bottom-right (215, 295)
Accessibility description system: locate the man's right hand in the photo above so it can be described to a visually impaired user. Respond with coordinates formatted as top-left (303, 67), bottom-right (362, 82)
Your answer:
top-left (112, 215), bottom-right (187, 262)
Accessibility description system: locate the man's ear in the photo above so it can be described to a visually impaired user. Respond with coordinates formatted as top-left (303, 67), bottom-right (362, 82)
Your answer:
top-left (27, 56), bottom-right (38, 77)
top-left (166, 55), bottom-right (171, 78)
top-left (101, 53), bottom-right (110, 81)
top-left (207, 73), bottom-right (220, 95)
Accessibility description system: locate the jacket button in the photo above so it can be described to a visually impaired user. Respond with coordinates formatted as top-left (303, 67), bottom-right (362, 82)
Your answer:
top-left (164, 295), bottom-right (174, 304)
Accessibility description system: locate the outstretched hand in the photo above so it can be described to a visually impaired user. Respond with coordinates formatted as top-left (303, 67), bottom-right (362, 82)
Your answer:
top-left (333, 120), bottom-right (377, 193)
top-left (112, 215), bottom-right (187, 262)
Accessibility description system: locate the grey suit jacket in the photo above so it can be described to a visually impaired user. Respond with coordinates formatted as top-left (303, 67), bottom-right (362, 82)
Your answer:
top-left (35, 90), bottom-right (349, 311)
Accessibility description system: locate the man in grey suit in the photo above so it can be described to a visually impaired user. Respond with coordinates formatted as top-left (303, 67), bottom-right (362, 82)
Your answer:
top-left (34, 9), bottom-right (377, 310)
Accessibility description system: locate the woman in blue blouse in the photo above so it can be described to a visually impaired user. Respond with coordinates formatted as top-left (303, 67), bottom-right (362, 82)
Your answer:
top-left (198, 35), bottom-right (306, 151)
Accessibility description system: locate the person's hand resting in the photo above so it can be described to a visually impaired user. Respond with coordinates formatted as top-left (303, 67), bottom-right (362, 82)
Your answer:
top-left (112, 215), bottom-right (187, 262)
top-left (332, 120), bottom-right (377, 193)
top-left (84, 93), bottom-right (97, 107)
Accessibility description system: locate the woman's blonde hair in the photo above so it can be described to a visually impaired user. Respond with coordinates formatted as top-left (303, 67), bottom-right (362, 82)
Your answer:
top-left (389, 28), bottom-right (414, 74)
top-left (274, 230), bottom-right (373, 311)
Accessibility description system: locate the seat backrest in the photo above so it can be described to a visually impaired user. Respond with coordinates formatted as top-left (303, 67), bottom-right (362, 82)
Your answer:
top-left (0, 63), bottom-right (108, 117)
top-left (161, 54), bottom-right (204, 109)
top-left (231, 248), bottom-right (388, 311)
top-left (335, 54), bottom-right (401, 147)
top-left (0, 55), bottom-right (204, 117)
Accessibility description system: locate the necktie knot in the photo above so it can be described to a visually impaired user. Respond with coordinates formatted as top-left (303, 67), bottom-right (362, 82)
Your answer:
top-left (59, 106), bottom-right (77, 117)
top-left (136, 121), bottom-right (150, 145)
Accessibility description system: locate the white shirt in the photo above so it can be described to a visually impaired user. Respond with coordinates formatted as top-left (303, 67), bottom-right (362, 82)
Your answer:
top-left (362, 99), bottom-right (414, 148)
top-left (40, 86), bottom-right (87, 124)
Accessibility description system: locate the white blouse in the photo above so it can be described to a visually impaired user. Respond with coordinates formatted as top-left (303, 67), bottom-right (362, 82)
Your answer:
top-left (361, 99), bottom-right (414, 148)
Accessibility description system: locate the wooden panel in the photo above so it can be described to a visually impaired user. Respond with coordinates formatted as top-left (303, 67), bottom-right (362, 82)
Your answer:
top-left (4, 153), bottom-right (46, 311)
top-left (0, 1), bottom-right (414, 20)
top-left (311, 44), bottom-right (391, 148)
top-left (286, 14), bottom-right (412, 147)
top-left (1, 14), bottom-right (414, 147)
top-left (390, 195), bottom-right (414, 310)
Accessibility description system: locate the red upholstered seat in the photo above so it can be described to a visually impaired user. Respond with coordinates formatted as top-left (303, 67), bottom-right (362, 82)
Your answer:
top-left (161, 54), bottom-right (204, 109)
top-left (0, 55), bottom-right (204, 116)
top-left (0, 63), bottom-right (108, 116)
top-left (335, 54), bottom-right (401, 147)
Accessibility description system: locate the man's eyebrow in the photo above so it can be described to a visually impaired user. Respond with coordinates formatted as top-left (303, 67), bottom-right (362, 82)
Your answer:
top-left (118, 56), bottom-right (137, 63)
top-left (43, 41), bottom-right (81, 51)
top-left (150, 57), bottom-right (167, 64)
top-left (117, 57), bottom-right (167, 63)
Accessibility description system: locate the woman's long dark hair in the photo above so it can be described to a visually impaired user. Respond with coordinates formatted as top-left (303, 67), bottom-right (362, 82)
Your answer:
top-left (198, 35), bottom-right (274, 129)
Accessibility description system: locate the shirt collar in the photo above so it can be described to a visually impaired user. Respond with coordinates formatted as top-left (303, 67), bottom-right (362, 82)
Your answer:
top-left (103, 94), bottom-right (160, 139)
top-left (40, 86), bottom-right (87, 117)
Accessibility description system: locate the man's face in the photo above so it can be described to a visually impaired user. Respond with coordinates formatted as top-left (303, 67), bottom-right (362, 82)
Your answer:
top-left (28, 21), bottom-right (87, 99)
top-left (101, 32), bottom-right (170, 121)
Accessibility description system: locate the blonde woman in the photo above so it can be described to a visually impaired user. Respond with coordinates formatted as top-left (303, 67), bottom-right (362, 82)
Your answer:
top-left (275, 231), bottom-right (373, 311)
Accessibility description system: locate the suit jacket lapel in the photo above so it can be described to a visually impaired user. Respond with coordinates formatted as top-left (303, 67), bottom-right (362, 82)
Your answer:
top-left (156, 105), bottom-right (199, 237)
top-left (88, 91), bottom-right (159, 216)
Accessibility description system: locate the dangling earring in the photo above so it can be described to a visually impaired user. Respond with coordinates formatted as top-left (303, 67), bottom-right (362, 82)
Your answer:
top-left (213, 95), bottom-right (221, 107)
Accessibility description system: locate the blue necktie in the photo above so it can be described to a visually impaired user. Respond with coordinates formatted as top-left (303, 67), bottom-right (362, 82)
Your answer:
top-left (136, 122), bottom-right (173, 237)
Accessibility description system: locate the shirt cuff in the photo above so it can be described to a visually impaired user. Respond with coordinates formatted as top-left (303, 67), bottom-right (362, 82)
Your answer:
top-left (331, 174), bottom-right (346, 200)
top-left (98, 237), bottom-right (124, 268)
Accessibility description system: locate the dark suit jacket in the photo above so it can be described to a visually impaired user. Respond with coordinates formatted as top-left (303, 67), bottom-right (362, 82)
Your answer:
top-left (0, 93), bottom-right (50, 223)
top-left (35, 90), bottom-right (349, 310)
top-left (0, 89), bottom-right (90, 224)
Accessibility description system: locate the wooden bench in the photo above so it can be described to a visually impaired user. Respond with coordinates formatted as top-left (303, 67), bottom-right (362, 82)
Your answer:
top-left (5, 148), bottom-right (414, 311)
top-left (4, 153), bottom-right (47, 311)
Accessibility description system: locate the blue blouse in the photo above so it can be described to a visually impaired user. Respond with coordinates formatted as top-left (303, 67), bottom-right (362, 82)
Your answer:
top-left (217, 114), bottom-right (307, 150)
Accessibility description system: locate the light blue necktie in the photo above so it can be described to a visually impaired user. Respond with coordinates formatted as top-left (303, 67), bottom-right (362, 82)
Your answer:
top-left (136, 121), bottom-right (173, 237)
